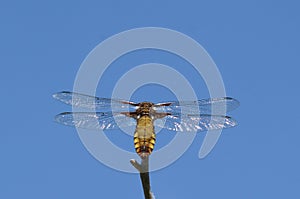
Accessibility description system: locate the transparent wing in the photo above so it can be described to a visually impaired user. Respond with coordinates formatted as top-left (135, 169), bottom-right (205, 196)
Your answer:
top-left (154, 97), bottom-right (239, 115)
top-left (53, 91), bottom-right (138, 110)
top-left (55, 112), bottom-right (136, 130)
top-left (154, 113), bottom-right (238, 132)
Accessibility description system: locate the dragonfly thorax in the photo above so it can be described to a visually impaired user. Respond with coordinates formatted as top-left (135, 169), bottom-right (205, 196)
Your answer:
top-left (136, 102), bottom-right (155, 116)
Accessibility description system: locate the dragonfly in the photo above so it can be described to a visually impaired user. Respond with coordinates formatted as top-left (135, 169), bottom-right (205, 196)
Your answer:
top-left (53, 91), bottom-right (239, 158)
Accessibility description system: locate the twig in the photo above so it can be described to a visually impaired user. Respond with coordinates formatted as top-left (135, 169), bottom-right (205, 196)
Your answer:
top-left (130, 157), bottom-right (154, 199)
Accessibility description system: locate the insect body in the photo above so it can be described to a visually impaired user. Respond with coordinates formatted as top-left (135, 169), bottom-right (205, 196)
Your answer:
top-left (123, 102), bottom-right (170, 157)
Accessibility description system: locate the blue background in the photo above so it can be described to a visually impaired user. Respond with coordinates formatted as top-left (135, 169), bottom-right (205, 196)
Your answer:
top-left (1, 1), bottom-right (299, 198)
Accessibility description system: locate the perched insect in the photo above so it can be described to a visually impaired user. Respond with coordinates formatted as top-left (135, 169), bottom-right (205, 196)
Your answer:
top-left (53, 91), bottom-right (239, 158)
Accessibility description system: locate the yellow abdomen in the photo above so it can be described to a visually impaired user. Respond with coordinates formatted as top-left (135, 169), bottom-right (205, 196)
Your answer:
top-left (133, 115), bottom-right (156, 157)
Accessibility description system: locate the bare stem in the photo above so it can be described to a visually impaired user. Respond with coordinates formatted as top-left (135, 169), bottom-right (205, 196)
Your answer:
top-left (130, 157), bottom-right (154, 199)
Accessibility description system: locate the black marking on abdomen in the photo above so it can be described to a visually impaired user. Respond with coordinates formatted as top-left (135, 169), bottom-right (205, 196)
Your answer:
top-left (134, 132), bottom-right (156, 157)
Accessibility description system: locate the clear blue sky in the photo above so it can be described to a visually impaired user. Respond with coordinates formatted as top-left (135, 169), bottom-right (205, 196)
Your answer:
top-left (1, 1), bottom-right (299, 198)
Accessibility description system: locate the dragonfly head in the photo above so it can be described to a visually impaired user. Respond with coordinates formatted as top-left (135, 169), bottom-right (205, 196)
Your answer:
top-left (139, 102), bottom-right (154, 107)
